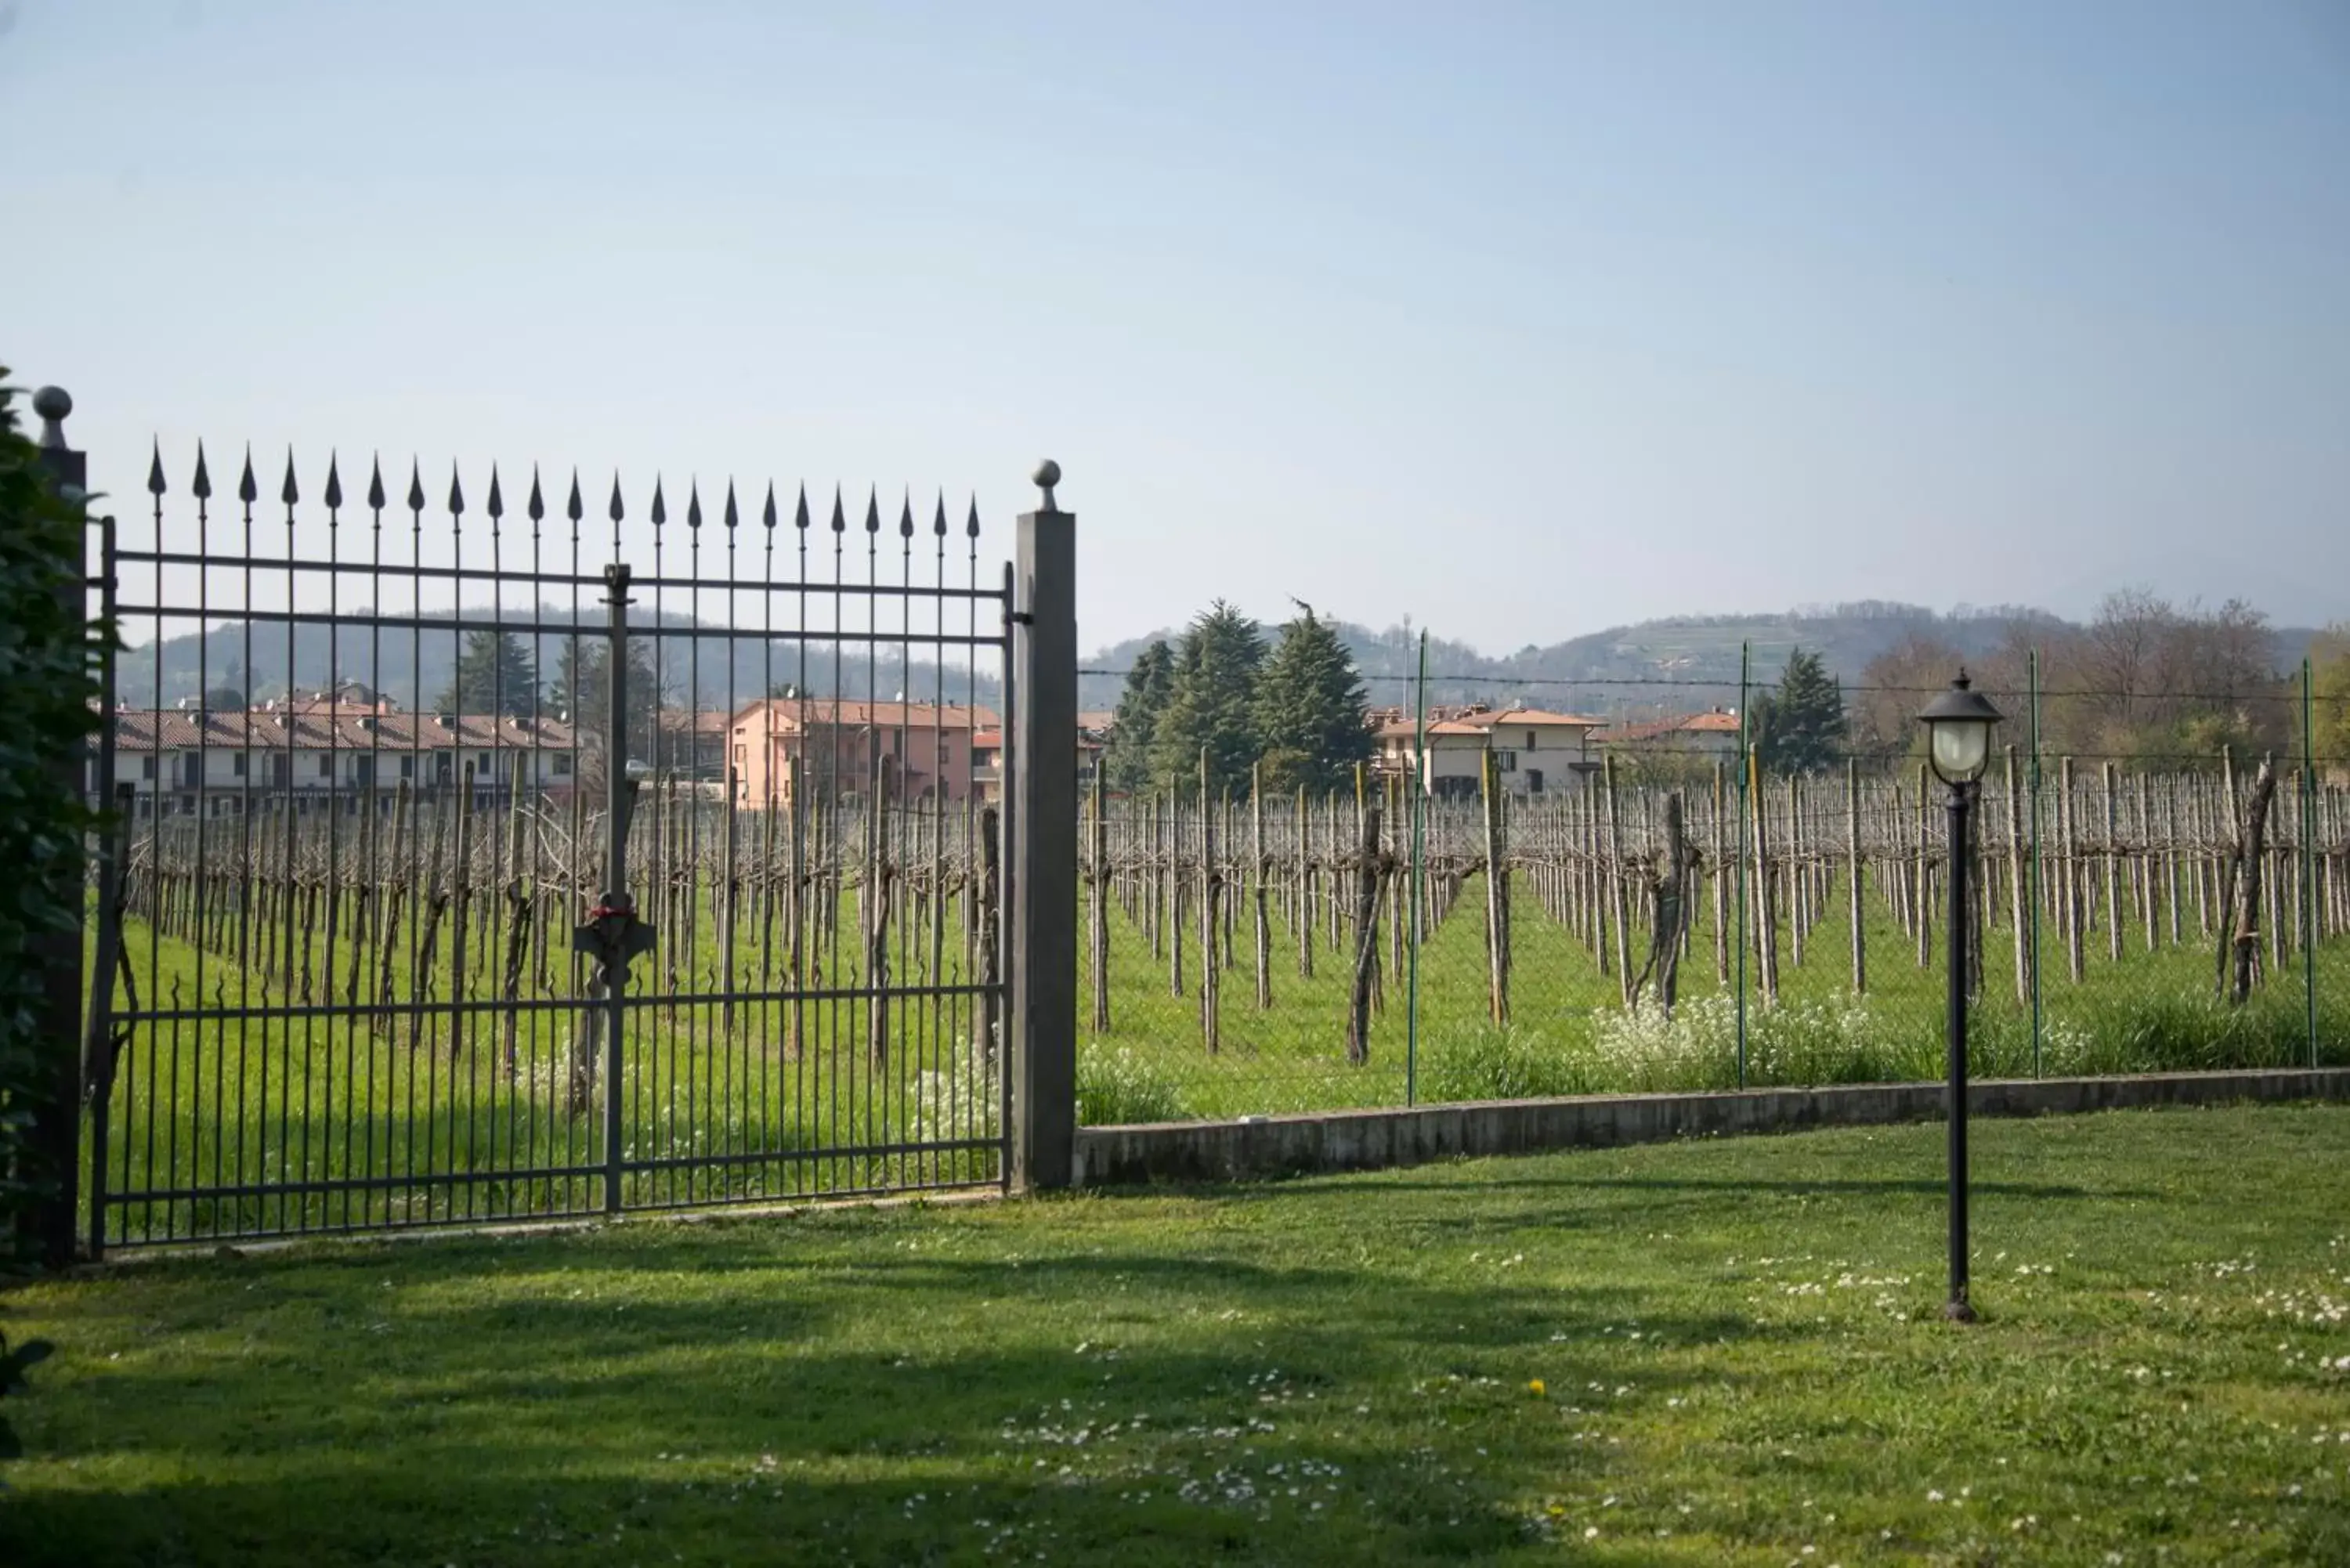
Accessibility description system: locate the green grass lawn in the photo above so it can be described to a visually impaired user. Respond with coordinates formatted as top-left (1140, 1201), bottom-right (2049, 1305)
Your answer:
top-left (8, 1104), bottom-right (2350, 1566)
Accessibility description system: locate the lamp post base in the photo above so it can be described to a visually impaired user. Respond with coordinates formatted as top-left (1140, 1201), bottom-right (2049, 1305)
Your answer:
top-left (1943, 1299), bottom-right (1979, 1324)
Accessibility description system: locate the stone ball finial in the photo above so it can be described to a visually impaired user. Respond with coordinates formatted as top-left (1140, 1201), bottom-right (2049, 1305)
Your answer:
top-left (1032, 458), bottom-right (1061, 510)
top-left (31, 385), bottom-right (74, 455)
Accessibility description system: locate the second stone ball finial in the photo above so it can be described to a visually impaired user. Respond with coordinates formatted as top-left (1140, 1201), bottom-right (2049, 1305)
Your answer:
top-left (1032, 459), bottom-right (1061, 511)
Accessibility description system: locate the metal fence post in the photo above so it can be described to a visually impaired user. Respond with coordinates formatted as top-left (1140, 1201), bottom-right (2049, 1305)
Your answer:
top-left (1010, 462), bottom-right (1076, 1192)
top-left (1734, 640), bottom-right (1749, 1088)
top-left (2028, 648), bottom-right (2043, 1076)
top-left (2305, 659), bottom-right (2319, 1068)
top-left (29, 387), bottom-right (89, 1270)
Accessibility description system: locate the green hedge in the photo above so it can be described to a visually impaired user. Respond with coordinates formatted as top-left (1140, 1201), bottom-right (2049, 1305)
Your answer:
top-left (0, 373), bottom-right (106, 1268)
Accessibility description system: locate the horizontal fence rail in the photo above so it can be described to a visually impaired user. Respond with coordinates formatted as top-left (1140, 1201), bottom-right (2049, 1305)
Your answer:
top-left (88, 445), bottom-right (1016, 1249)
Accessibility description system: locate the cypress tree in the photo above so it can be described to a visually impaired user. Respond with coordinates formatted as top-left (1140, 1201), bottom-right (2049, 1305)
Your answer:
top-left (1152, 602), bottom-right (1265, 794)
top-left (1752, 647), bottom-right (1848, 775)
top-left (1104, 638), bottom-right (1175, 793)
top-left (436, 629), bottom-right (539, 717)
top-left (1253, 609), bottom-right (1373, 793)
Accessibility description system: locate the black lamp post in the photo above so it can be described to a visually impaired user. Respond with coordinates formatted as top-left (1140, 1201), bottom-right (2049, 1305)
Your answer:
top-left (1918, 670), bottom-right (2003, 1323)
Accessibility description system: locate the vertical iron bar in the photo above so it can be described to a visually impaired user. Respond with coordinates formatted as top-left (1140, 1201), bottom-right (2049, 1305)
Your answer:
top-left (603, 562), bottom-right (632, 1215)
top-left (85, 511), bottom-right (121, 1260)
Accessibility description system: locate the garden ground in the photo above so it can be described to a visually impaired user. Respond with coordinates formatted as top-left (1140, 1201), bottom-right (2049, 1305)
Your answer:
top-left (4, 1104), bottom-right (2348, 1566)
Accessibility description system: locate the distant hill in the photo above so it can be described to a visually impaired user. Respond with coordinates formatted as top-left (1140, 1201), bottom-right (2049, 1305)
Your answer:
top-left (114, 597), bottom-right (2323, 725)
top-left (1082, 602), bottom-right (2326, 722)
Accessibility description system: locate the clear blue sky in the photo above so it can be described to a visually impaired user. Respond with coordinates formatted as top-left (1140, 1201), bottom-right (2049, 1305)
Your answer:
top-left (9, 0), bottom-right (2347, 651)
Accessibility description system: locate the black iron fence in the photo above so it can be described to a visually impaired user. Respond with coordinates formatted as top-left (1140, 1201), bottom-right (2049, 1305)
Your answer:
top-left (52, 392), bottom-right (1084, 1252)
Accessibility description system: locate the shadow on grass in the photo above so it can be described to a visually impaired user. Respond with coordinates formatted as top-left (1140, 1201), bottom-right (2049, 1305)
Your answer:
top-left (0, 1250), bottom-right (1784, 1566)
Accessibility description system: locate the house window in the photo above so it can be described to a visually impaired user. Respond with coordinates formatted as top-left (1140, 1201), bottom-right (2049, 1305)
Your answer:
top-left (1525, 731), bottom-right (1536, 751)
top-left (399, 756), bottom-right (415, 780)
top-left (551, 754), bottom-right (573, 778)
top-left (141, 758), bottom-right (157, 781)
top-left (319, 754), bottom-right (333, 779)
top-left (1495, 750), bottom-right (1517, 772)
top-left (231, 751), bottom-right (248, 777)
top-left (355, 754), bottom-right (375, 786)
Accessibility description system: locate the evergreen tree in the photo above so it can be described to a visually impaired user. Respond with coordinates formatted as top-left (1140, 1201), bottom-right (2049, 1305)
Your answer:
top-left (2313, 625), bottom-right (2350, 768)
top-left (1252, 609), bottom-right (1372, 793)
top-left (1103, 639), bottom-right (1174, 793)
top-left (435, 629), bottom-right (538, 717)
top-left (544, 634), bottom-right (667, 760)
top-left (1751, 647), bottom-right (1848, 775)
top-left (1151, 602), bottom-right (1265, 794)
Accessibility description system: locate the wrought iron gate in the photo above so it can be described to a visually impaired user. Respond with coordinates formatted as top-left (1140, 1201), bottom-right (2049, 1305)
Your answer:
top-left (86, 445), bottom-right (1015, 1248)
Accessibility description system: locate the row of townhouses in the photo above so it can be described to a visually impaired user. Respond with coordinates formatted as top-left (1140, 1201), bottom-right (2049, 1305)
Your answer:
top-left (99, 681), bottom-right (1737, 818)
top-left (98, 683), bottom-right (1107, 818)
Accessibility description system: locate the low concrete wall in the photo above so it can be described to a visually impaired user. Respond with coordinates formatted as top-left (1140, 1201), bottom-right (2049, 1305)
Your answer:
top-left (1071, 1068), bottom-right (2350, 1187)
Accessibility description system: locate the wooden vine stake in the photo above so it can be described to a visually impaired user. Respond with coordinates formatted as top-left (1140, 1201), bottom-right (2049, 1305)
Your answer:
top-left (1346, 804), bottom-right (1383, 1065)
top-left (1481, 750), bottom-right (1509, 1026)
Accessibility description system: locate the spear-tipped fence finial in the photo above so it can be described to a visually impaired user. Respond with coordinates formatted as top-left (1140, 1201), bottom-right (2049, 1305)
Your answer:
top-left (324, 453), bottom-right (344, 510)
top-left (280, 449), bottom-right (299, 507)
top-left (237, 446), bottom-right (258, 506)
top-left (147, 439), bottom-right (167, 497)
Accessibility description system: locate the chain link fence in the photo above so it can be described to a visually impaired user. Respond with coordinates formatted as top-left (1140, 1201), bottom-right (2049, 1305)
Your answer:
top-left (1076, 667), bottom-right (2349, 1125)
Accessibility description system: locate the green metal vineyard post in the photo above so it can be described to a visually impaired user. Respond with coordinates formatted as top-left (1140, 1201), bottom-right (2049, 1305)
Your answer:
top-left (1407, 631), bottom-right (1426, 1107)
top-left (2305, 659), bottom-right (2319, 1068)
top-left (2028, 648), bottom-right (2043, 1078)
top-left (1736, 641), bottom-right (1750, 1088)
